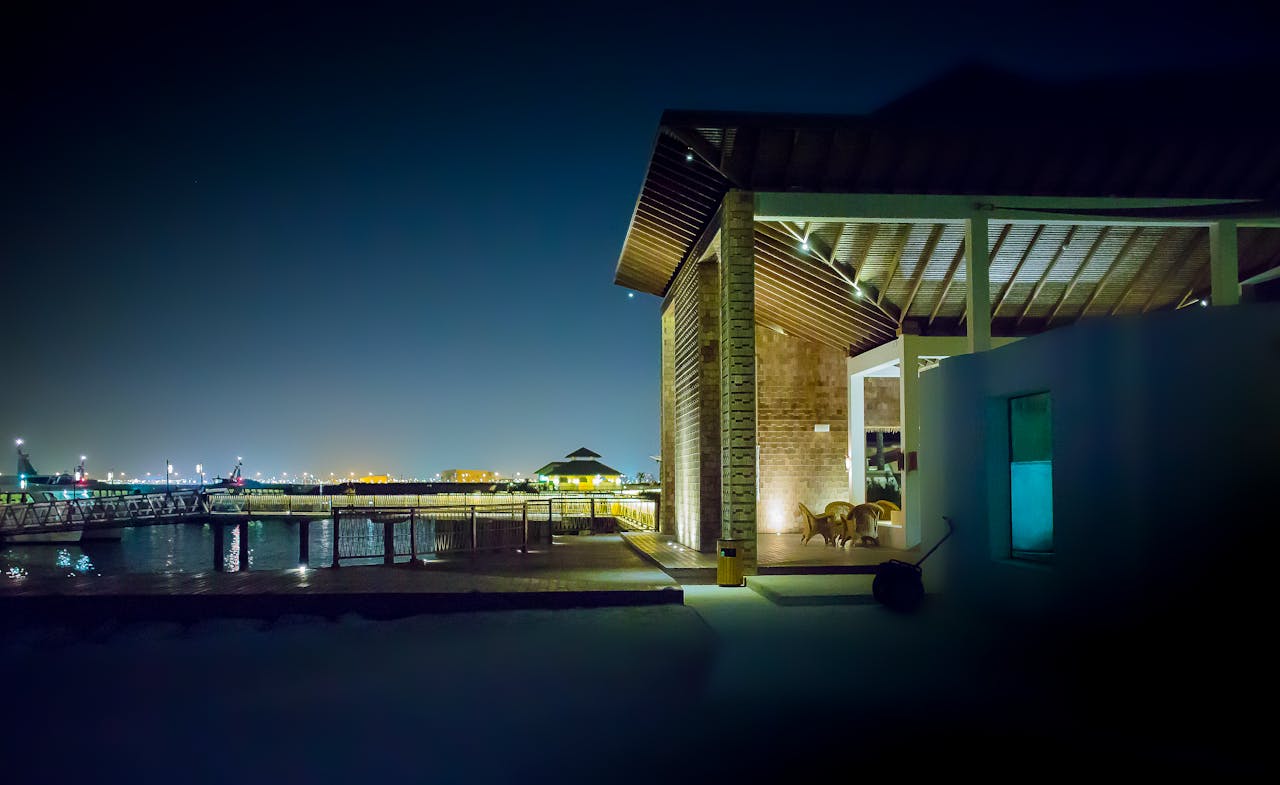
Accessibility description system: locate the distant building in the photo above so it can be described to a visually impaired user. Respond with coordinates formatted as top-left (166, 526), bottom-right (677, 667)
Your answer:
top-left (359, 474), bottom-right (391, 484)
top-left (534, 448), bottom-right (623, 491)
top-left (439, 469), bottom-right (499, 483)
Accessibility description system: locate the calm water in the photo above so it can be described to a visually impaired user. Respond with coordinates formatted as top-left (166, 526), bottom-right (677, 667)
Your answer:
top-left (1, 519), bottom-right (344, 579)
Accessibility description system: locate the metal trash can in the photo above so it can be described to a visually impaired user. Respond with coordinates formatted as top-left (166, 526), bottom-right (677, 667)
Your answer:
top-left (716, 538), bottom-right (745, 587)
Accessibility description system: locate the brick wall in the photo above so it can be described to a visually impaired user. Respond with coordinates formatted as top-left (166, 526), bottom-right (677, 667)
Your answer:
top-left (668, 255), bottom-right (721, 551)
top-left (756, 326), bottom-right (850, 534)
top-left (659, 306), bottom-right (676, 535)
top-left (720, 191), bottom-right (759, 571)
top-left (864, 377), bottom-right (901, 431)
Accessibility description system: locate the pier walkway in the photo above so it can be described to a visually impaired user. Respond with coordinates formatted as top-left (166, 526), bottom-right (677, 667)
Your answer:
top-left (0, 534), bottom-right (680, 625)
top-left (0, 489), bottom-right (656, 539)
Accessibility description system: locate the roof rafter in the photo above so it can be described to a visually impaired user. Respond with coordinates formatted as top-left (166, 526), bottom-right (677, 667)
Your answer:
top-left (661, 126), bottom-right (736, 184)
top-left (1078, 227), bottom-right (1144, 318)
top-left (1017, 226), bottom-right (1079, 326)
top-left (877, 225), bottom-right (913, 307)
top-left (1140, 230), bottom-right (1205, 313)
top-left (1110, 229), bottom-right (1181, 315)
top-left (991, 225), bottom-right (1046, 318)
top-left (940, 223), bottom-right (1011, 327)
top-left (1046, 227), bottom-right (1112, 324)
top-left (898, 224), bottom-right (945, 324)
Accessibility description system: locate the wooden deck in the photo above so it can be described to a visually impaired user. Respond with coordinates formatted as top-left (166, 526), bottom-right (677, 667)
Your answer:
top-left (0, 535), bottom-right (681, 625)
top-left (621, 530), bottom-right (920, 581)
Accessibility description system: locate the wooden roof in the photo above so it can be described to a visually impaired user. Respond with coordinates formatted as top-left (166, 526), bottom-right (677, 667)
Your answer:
top-left (614, 68), bottom-right (1280, 351)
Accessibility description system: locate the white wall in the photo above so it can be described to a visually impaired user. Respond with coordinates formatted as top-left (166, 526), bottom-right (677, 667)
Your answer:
top-left (918, 304), bottom-right (1280, 624)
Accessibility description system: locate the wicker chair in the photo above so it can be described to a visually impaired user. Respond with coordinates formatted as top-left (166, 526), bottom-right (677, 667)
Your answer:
top-left (798, 503), bottom-right (836, 546)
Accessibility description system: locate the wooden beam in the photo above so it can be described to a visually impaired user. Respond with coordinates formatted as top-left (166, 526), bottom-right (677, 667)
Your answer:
top-left (752, 229), bottom-right (896, 332)
top-left (991, 225), bottom-right (1045, 318)
top-left (1139, 230), bottom-right (1205, 313)
top-left (663, 126), bottom-right (734, 184)
top-left (1078, 227), bottom-right (1144, 318)
top-left (1208, 220), bottom-right (1240, 306)
top-left (877, 224), bottom-right (913, 307)
top-left (898, 224), bottom-right (945, 324)
top-left (1110, 229), bottom-right (1179, 315)
top-left (938, 223), bottom-right (1009, 327)
top-left (753, 191), bottom-right (1264, 224)
top-left (1175, 230), bottom-right (1261, 309)
top-left (1046, 227), bottom-right (1111, 325)
top-left (852, 224), bottom-right (880, 282)
top-left (1016, 226), bottom-right (1078, 326)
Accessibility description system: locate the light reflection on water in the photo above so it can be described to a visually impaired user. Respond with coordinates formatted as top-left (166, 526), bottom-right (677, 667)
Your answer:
top-left (0, 520), bottom-right (337, 579)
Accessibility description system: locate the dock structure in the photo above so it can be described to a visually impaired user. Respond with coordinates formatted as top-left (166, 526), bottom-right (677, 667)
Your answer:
top-left (0, 490), bottom-right (659, 572)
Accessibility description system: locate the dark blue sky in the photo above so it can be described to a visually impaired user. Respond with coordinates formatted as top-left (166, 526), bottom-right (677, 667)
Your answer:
top-left (3, 0), bottom-right (1271, 480)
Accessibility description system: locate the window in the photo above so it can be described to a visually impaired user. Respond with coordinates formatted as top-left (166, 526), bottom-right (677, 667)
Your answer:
top-left (1009, 392), bottom-right (1053, 562)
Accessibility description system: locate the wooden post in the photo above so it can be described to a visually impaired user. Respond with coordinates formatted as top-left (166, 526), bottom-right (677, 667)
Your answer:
top-left (1209, 220), bottom-right (1240, 306)
top-left (964, 216), bottom-right (992, 353)
top-left (590, 498), bottom-right (596, 531)
top-left (332, 513), bottom-right (341, 568)
top-left (299, 518), bottom-right (310, 567)
top-left (383, 519), bottom-right (395, 565)
top-left (213, 522), bottom-right (225, 572)
top-left (237, 520), bottom-right (250, 571)
top-left (521, 503), bottom-right (529, 554)
top-left (653, 500), bottom-right (660, 532)
top-left (470, 506), bottom-right (478, 553)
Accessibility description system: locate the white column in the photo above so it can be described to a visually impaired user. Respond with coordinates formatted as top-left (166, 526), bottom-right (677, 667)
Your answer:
top-left (849, 374), bottom-right (866, 503)
top-left (965, 216), bottom-right (992, 352)
top-left (899, 336), bottom-right (922, 548)
top-left (1209, 221), bottom-right (1240, 306)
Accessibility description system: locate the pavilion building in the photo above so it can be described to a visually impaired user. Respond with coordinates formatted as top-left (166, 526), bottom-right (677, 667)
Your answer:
top-left (611, 67), bottom-right (1280, 573)
top-left (535, 448), bottom-right (624, 491)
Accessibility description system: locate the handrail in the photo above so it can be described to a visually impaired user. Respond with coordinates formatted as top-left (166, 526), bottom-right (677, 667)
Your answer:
top-left (0, 490), bottom-right (657, 536)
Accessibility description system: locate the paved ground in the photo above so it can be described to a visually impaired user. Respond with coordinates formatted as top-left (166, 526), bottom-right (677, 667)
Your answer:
top-left (1, 536), bottom-right (1268, 780)
top-left (622, 530), bottom-right (918, 580)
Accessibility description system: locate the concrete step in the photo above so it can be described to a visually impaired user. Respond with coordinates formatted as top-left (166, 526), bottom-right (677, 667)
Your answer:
top-left (746, 574), bottom-right (878, 606)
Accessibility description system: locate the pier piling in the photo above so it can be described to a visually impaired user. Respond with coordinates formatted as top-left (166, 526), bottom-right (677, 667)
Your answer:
top-left (298, 519), bottom-right (310, 567)
top-left (331, 515), bottom-right (341, 568)
top-left (213, 523), bottom-right (225, 572)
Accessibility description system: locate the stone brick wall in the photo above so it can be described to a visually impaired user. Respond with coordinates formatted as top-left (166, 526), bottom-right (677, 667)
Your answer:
top-left (756, 326), bottom-right (850, 534)
top-left (668, 255), bottom-right (721, 551)
top-left (864, 377), bottom-right (901, 431)
top-left (659, 306), bottom-right (676, 535)
top-left (720, 191), bottom-right (758, 571)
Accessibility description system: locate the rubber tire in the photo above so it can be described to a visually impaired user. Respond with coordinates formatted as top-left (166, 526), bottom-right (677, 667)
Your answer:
top-left (874, 563), bottom-right (925, 613)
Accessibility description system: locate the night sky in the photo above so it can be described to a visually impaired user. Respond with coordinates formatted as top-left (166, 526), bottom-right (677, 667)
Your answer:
top-left (3, 0), bottom-right (1272, 481)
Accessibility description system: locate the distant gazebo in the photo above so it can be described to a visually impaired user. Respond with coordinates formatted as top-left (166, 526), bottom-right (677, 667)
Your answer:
top-left (535, 448), bottom-right (623, 491)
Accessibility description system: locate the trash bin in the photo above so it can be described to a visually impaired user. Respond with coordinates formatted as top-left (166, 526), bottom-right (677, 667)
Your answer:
top-left (716, 538), bottom-right (745, 587)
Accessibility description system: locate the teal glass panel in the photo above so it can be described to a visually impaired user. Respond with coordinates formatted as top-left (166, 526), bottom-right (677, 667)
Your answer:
top-left (1009, 393), bottom-right (1053, 560)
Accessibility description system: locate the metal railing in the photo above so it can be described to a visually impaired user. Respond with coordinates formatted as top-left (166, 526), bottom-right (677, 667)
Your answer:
top-left (0, 490), bottom-right (211, 535)
top-left (331, 503), bottom-right (552, 564)
top-left (0, 490), bottom-right (658, 542)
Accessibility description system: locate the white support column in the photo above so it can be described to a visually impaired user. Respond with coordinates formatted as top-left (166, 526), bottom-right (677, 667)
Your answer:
top-left (899, 336), bottom-right (922, 548)
top-left (1209, 220), bottom-right (1240, 306)
top-left (965, 216), bottom-right (992, 353)
top-left (849, 375), bottom-right (866, 503)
